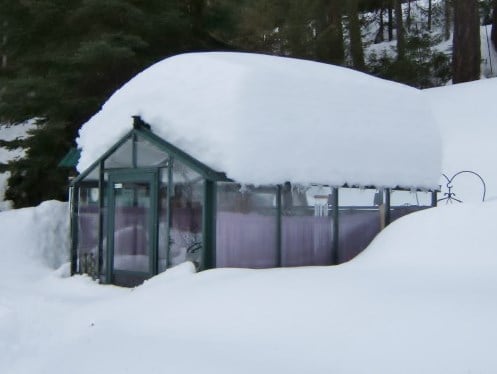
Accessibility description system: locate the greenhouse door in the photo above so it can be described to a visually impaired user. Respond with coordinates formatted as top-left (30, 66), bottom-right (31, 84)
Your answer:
top-left (107, 170), bottom-right (158, 287)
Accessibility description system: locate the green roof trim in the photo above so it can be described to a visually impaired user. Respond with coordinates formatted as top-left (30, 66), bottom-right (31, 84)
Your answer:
top-left (58, 147), bottom-right (81, 168)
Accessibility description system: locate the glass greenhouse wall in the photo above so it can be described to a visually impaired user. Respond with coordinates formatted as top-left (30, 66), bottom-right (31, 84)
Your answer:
top-left (70, 125), bottom-right (436, 287)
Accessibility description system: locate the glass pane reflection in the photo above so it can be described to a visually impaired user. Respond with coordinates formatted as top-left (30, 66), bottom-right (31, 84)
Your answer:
top-left (113, 182), bottom-right (150, 273)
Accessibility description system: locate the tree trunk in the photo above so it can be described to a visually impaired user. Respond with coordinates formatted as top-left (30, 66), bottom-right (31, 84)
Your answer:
top-left (316, 0), bottom-right (344, 65)
top-left (347, 0), bottom-right (365, 70)
top-left (452, 0), bottom-right (481, 83)
top-left (388, 0), bottom-right (394, 41)
top-left (376, 7), bottom-right (385, 43)
top-left (395, 0), bottom-right (405, 61)
top-left (444, 0), bottom-right (451, 40)
top-left (491, 0), bottom-right (497, 49)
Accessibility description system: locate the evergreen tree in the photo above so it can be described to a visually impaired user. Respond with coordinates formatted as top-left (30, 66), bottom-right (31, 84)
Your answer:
top-left (0, 0), bottom-right (236, 207)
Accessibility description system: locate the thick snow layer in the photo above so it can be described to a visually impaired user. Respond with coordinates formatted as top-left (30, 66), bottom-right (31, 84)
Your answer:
top-left (1, 201), bottom-right (497, 374)
top-left (78, 52), bottom-right (441, 189)
top-left (425, 78), bottom-right (497, 201)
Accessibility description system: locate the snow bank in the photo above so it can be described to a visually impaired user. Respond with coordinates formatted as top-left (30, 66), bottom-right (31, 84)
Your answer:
top-left (78, 52), bottom-right (441, 189)
top-left (425, 78), bottom-right (497, 201)
top-left (0, 200), bottom-right (70, 272)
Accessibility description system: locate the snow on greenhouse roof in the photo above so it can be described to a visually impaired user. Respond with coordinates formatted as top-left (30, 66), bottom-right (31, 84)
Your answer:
top-left (77, 52), bottom-right (441, 189)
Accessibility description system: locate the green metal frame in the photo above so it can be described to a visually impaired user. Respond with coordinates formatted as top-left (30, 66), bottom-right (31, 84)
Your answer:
top-left (71, 118), bottom-right (229, 284)
top-left (69, 185), bottom-right (79, 275)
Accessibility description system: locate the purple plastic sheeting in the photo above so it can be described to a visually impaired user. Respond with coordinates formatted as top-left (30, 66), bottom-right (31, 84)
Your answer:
top-left (216, 209), bottom-right (383, 268)
top-left (170, 205), bottom-right (202, 232)
top-left (281, 215), bottom-right (333, 266)
top-left (216, 211), bottom-right (278, 268)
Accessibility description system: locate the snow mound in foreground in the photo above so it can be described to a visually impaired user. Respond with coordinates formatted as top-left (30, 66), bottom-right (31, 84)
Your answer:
top-left (0, 200), bottom-right (69, 273)
top-left (78, 52), bottom-right (441, 189)
top-left (356, 201), bottom-right (497, 273)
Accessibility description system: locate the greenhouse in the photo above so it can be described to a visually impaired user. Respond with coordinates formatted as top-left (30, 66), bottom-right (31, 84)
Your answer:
top-left (70, 52), bottom-right (441, 287)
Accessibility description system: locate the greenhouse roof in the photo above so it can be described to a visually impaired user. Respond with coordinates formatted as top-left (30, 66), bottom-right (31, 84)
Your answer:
top-left (77, 52), bottom-right (441, 189)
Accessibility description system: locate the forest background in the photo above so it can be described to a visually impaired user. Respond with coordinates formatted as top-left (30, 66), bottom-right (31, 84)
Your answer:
top-left (0, 0), bottom-right (492, 208)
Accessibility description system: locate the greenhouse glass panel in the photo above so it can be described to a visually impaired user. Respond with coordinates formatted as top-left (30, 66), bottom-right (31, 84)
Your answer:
top-left (158, 168), bottom-right (169, 272)
top-left (390, 190), bottom-right (432, 223)
top-left (281, 183), bottom-right (333, 266)
top-left (76, 177), bottom-right (99, 277)
top-left (136, 136), bottom-right (170, 167)
top-left (112, 181), bottom-right (151, 273)
top-left (338, 187), bottom-right (382, 263)
top-left (104, 138), bottom-right (133, 169)
top-left (216, 183), bottom-right (278, 268)
top-left (168, 160), bottom-right (204, 269)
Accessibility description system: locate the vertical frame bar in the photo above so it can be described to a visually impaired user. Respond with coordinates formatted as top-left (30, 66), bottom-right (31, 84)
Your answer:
top-left (105, 175), bottom-right (115, 284)
top-left (97, 161), bottom-right (105, 280)
top-left (150, 171), bottom-right (159, 275)
top-left (165, 158), bottom-right (173, 269)
top-left (431, 190), bottom-right (438, 207)
top-left (332, 187), bottom-right (339, 265)
top-left (202, 180), bottom-right (216, 270)
top-left (132, 132), bottom-right (137, 169)
top-left (276, 184), bottom-right (282, 267)
top-left (70, 185), bottom-right (79, 275)
top-left (384, 188), bottom-right (391, 227)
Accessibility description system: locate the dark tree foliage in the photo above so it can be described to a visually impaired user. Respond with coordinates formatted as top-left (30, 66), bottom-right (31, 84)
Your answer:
top-left (0, 0), bottom-right (235, 208)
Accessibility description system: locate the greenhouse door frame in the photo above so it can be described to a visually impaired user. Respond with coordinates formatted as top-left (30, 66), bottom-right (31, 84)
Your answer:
top-left (106, 168), bottom-right (159, 286)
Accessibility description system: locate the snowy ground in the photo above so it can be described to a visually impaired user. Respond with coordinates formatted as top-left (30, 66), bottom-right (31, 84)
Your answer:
top-left (1, 200), bottom-right (497, 373)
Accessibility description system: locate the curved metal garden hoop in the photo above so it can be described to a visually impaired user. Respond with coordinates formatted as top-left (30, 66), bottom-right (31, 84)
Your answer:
top-left (438, 170), bottom-right (486, 204)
